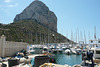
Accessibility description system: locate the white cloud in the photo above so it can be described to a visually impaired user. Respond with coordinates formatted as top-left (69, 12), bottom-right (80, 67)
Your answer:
top-left (0, 4), bottom-right (18, 8)
top-left (4, 0), bottom-right (12, 3)
top-left (7, 3), bottom-right (18, 7)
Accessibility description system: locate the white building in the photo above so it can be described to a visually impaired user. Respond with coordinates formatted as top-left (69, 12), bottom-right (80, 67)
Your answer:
top-left (0, 35), bottom-right (28, 57)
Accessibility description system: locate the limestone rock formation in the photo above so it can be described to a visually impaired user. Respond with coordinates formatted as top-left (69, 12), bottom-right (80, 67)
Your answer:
top-left (14, 1), bottom-right (57, 31)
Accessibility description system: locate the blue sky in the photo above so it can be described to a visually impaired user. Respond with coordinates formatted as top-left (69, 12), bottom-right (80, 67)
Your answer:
top-left (0, 0), bottom-right (100, 43)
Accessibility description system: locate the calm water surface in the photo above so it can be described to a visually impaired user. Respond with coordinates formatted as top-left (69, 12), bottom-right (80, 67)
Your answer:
top-left (32, 49), bottom-right (82, 66)
top-left (54, 54), bottom-right (82, 66)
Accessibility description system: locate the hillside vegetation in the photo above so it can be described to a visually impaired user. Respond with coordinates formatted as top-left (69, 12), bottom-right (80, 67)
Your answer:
top-left (0, 20), bottom-right (73, 44)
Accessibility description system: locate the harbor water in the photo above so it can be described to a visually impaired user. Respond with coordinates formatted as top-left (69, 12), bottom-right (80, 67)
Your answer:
top-left (53, 54), bottom-right (82, 66)
top-left (31, 53), bottom-right (82, 66)
top-left (31, 49), bottom-right (82, 66)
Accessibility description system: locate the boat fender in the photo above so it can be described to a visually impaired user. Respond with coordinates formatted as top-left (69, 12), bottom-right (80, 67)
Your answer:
top-left (50, 58), bottom-right (56, 63)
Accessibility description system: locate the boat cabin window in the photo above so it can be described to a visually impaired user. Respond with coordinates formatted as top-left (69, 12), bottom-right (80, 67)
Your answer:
top-left (30, 48), bottom-right (33, 50)
top-left (98, 41), bottom-right (100, 43)
top-left (44, 49), bottom-right (47, 51)
top-left (89, 50), bottom-right (94, 53)
top-left (96, 51), bottom-right (100, 54)
top-left (91, 40), bottom-right (93, 43)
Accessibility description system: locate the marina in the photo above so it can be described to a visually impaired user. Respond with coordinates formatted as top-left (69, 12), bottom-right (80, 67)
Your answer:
top-left (0, 41), bottom-right (100, 67)
top-left (0, 34), bottom-right (100, 67)
top-left (0, 0), bottom-right (100, 67)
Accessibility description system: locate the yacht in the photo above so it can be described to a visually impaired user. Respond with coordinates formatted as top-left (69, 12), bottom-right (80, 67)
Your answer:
top-left (89, 46), bottom-right (100, 59)
top-left (89, 39), bottom-right (100, 59)
top-left (70, 48), bottom-right (77, 54)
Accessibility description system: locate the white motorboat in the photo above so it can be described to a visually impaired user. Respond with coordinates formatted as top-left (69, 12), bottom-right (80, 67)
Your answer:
top-left (62, 46), bottom-right (67, 50)
top-left (42, 46), bottom-right (48, 53)
top-left (75, 48), bottom-right (82, 55)
top-left (70, 48), bottom-right (77, 54)
top-left (64, 49), bottom-right (72, 55)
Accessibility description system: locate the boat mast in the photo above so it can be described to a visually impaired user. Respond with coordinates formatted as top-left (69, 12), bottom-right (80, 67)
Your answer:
top-left (84, 30), bottom-right (86, 48)
top-left (80, 31), bottom-right (83, 42)
top-left (71, 30), bottom-right (73, 46)
top-left (77, 28), bottom-right (79, 44)
top-left (48, 28), bottom-right (49, 45)
top-left (88, 31), bottom-right (90, 40)
top-left (84, 30), bottom-right (86, 44)
top-left (40, 31), bottom-right (41, 44)
top-left (94, 26), bottom-right (96, 40)
top-left (76, 31), bottom-right (77, 43)
top-left (94, 26), bottom-right (97, 46)
top-left (66, 30), bottom-right (69, 44)
top-left (88, 30), bottom-right (91, 47)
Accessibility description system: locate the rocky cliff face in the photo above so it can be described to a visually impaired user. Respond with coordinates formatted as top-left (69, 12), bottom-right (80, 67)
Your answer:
top-left (14, 1), bottom-right (57, 31)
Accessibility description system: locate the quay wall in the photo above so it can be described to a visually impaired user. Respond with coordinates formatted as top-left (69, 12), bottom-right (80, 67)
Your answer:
top-left (0, 35), bottom-right (28, 57)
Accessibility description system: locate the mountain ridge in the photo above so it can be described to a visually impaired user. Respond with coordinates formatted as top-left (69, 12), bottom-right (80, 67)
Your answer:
top-left (14, 1), bottom-right (57, 32)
